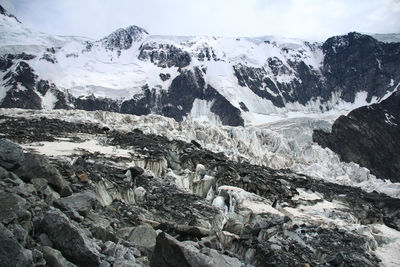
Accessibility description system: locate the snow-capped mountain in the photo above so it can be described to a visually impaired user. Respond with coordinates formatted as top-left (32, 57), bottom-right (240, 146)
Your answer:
top-left (1, 5), bottom-right (399, 126)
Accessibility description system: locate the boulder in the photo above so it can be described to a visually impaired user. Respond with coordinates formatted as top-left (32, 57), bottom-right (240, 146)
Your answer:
top-left (53, 191), bottom-right (97, 217)
top-left (0, 192), bottom-right (31, 225)
top-left (39, 209), bottom-right (100, 266)
top-left (39, 246), bottom-right (77, 267)
top-left (0, 223), bottom-right (33, 267)
top-left (0, 139), bottom-right (24, 171)
top-left (150, 232), bottom-right (240, 267)
top-left (128, 224), bottom-right (157, 255)
top-left (16, 153), bottom-right (72, 196)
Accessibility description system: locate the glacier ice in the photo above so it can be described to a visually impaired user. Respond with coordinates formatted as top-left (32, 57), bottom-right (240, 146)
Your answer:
top-left (2, 108), bottom-right (399, 199)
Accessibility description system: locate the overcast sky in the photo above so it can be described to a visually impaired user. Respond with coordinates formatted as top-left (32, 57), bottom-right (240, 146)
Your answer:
top-left (1, 0), bottom-right (400, 41)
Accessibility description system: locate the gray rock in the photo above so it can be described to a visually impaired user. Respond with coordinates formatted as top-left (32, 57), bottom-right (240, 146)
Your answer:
top-left (53, 191), bottom-right (96, 217)
top-left (31, 248), bottom-right (45, 265)
top-left (92, 225), bottom-right (117, 243)
top-left (113, 259), bottom-right (142, 267)
top-left (0, 139), bottom-right (24, 171)
top-left (39, 209), bottom-right (100, 266)
top-left (0, 192), bottom-right (31, 225)
top-left (31, 178), bottom-right (48, 193)
top-left (100, 261), bottom-right (112, 267)
top-left (39, 246), bottom-right (77, 267)
top-left (128, 224), bottom-right (157, 255)
top-left (9, 223), bottom-right (28, 246)
top-left (15, 153), bottom-right (72, 196)
top-left (116, 227), bottom-right (135, 240)
top-left (150, 232), bottom-right (212, 267)
top-left (38, 233), bottom-right (53, 247)
top-left (134, 186), bottom-right (146, 204)
top-left (223, 213), bottom-right (244, 235)
top-left (201, 247), bottom-right (242, 267)
top-left (150, 231), bottom-right (244, 267)
top-left (42, 186), bottom-right (60, 204)
top-left (0, 166), bottom-right (9, 179)
top-left (0, 223), bottom-right (33, 267)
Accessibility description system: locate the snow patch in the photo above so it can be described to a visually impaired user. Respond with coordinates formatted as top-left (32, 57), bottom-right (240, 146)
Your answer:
top-left (188, 99), bottom-right (221, 124)
top-left (41, 90), bottom-right (57, 110)
top-left (21, 138), bottom-right (132, 159)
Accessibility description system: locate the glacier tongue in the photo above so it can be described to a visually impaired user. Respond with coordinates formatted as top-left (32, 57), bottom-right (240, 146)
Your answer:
top-left (2, 108), bottom-right (400, 198)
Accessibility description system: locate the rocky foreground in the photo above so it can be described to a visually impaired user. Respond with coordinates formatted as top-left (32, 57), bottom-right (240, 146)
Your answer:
top-left (1, 114), bottom-right (400, 266)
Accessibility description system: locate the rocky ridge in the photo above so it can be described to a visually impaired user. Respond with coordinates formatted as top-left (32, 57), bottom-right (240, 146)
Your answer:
top-left (1, 114), bottom-right (400, 266)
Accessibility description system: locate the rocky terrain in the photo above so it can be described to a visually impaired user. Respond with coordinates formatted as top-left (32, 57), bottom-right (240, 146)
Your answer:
top-left (1, 113), bottom-right (400, 266)
top-left (313, 91), bottom-right (400, 183)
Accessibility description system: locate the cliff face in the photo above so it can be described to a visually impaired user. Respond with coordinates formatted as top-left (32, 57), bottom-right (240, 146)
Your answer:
top-left (313, 91), bottom-right (400, 182)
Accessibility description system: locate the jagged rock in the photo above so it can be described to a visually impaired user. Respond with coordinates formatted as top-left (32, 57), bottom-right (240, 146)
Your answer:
top-left (159, 73), bottom-right (171, 81)
top-left (39, 246), bottom-right (77, 267)
top-left (128, 224), bottom-right (157, 255)
top-left (16, 153), bottom-right (72, 196)
top-left (39, 209), bottom-right (100, 266)
top-left (0, 223), bottom-right (33, 267)
top-left (129, 166), bottom-right (145, 178)
top-left (150, 232), bottom-right (241, 267)
top-left (101, 25), bottom-right (148, 51)
top-left (0, 139), bottom-right (24, 171)
top-left (53, 191), bottom-right (97, 217)
top-left (138, 43), bottom-right (191, 68)
top-left (0, 192), bottom-right (31, 225)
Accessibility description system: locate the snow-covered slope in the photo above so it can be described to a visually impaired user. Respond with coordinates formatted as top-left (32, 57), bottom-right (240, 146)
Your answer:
top-left (1, 5), bottom-right (399, 126)
top-left (0, 7), bottom-right (90, 55)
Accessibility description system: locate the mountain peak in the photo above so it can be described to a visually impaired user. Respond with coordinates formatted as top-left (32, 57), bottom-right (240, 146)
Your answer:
top-left (0, 4), bottom-right (21, 23)
top-left (100, 25), bottom-right (148, 51)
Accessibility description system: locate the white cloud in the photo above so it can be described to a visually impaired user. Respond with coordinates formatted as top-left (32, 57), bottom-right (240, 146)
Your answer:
top-left (1, 0), bottom-right (399, 41)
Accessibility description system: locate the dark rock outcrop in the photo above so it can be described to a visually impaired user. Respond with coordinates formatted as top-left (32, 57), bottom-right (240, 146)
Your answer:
top-left (0, 139), bottom-right (24, 171)
top-left (0, 4), bottom-right (21, 22)
top-left (138, 43), bottom-right (191, 68)
top-left (322, 32), bottom-right (400, 102)
top-left (53, 191), bottom-right (97, 217)
top-left (232, 32), bottom-right (400, 109)
top-left (0, 223), bottom-right (33, 267)
top-left (100, 25), bottom-right (148, 51)
top-left (15, 153), bottom-right (73, 196)
top-left (39, 246), bottom-right (77, 267)
top-left (313, 91), bottom-right (400, 182)
top-left (39, 210), bottom-right (101, 266)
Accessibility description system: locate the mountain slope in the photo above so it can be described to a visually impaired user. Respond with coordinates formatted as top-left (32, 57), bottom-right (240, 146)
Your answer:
top-left (313, 91), bottom-right (400, 182)
top-left (0, 5), bottom-right (400, 127)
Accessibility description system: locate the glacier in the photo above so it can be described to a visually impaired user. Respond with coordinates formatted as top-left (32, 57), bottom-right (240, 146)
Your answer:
top-left (2, 108), bottom-right (399, 199)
